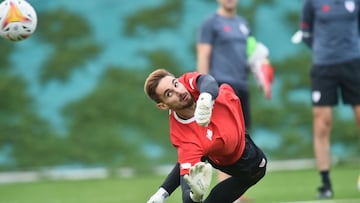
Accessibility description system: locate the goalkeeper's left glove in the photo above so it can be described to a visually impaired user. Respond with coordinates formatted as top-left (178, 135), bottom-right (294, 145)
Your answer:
top-left (194, 92), bottom-right (214, 127)
top-left (146, 187), bottom-right (169, 203)
top-left (184, 162), bottom-right (213, 202)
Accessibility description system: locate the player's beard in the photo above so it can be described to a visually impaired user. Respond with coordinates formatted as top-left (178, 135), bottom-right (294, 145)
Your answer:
top-left (181, 98), bottom-right (195, 109)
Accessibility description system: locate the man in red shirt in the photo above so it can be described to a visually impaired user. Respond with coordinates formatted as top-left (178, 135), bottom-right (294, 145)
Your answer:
top-left (144, 69), bottom-right (267, 203)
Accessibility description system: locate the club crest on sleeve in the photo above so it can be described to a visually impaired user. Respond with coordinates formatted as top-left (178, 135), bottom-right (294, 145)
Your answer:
top-left (345, 0), bottom-right (355, 12)
top-left (239, 23), bottom-right (249, 36)
top-left (189, 77), bottom-right (195, 90)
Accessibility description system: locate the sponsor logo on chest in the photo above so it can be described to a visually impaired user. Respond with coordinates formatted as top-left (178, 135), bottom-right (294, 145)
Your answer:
top-left (239, 23), bottom-right (249, 35)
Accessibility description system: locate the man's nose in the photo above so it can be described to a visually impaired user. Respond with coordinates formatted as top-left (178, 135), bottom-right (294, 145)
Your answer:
top-left (174, 89), bottom-right (181, 96)
top-left (174, 90), bottom-right (183, 98)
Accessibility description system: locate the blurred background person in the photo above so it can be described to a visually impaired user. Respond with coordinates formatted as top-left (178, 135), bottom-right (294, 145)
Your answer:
top-left (196, 0), bottom-right (273, 202)
top-left (300, 0), bottom-right (360, 199)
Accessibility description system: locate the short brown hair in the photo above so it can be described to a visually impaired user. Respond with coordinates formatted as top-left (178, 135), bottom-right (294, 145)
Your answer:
top-left (144, 69), bottom-right (174, 103)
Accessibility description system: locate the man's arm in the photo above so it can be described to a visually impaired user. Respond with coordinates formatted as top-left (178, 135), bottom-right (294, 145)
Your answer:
top-left (194, 74), bottom-right (219, 127)
top-left (160, 163), bottom-right (180, 194)
top-left (358, 5), bottom-right (360, 34)
top-left (300, 0), bottom-right (314, 48)
top-left (146, 163), bottom-right (180, 203)
top-left (196, 74), bottom-right (219, 99)
top-left (196, 16), bottom-right (214, 74)
top-left (196, 43), bottom-right (212, 74)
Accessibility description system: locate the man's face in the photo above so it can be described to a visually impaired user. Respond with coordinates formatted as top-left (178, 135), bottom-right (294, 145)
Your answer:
top-left (155, 75), bottom-right (194, 110)
top-left (218, 0), bottom-right (238, 10)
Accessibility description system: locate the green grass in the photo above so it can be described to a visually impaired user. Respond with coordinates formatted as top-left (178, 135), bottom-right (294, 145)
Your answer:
top-left (0, 165), bottom-right (359, 203)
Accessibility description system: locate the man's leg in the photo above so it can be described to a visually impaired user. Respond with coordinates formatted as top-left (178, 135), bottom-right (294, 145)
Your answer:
top-left (206, 176), bottom-right (247, 203)
top-left (180, 166), bottom-right (250, 203)
top-left (217, 171), bottom-right (254, 203)
top-left (313, 106), bottom-right (333, 198)
top-left (204, 169), bottom-right (265, 203)
top-left (180, 178), bottom-right (197, 203)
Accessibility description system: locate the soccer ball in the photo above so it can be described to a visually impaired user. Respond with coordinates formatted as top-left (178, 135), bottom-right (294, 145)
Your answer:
top-left (0, 0), bottom-right (37, 42)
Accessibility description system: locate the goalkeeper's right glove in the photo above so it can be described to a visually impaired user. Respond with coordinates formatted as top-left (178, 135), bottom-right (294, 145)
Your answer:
top-left (184, 162), bottom-right (213, 202)
top-left (146, 187), bottom-right (169, 203)
top-left (194, 93), bottom-right (214, 127)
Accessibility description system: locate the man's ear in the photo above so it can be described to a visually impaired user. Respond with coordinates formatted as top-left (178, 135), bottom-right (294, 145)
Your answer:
top-left (157, 102), bottom-right (169, 110)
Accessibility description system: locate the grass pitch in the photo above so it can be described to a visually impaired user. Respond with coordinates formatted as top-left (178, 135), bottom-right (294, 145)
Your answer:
top-left (0, 165), bottom-right (359, 203)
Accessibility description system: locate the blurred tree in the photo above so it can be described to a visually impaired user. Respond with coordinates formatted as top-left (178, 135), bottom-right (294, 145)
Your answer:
top-left (284, 10), bottom-right (301, 31)
top-left (36, 8), bottom-right (102, 83)
top-left (237, 0), bottom-right (275, 30)
top-left (62, 49), bottom-right (184, 167)
top-left (0, 72), bottom-right (65, 170)
top-left (0, 40), bottom-right (15, 71)
top-left (140, 49), bottom-right (183, 76)
top-left (62, 67), bottom-right (167, 167)
top-left (7, 113), bottom-right (67, 169)
top-left (1, 0), bottom-right (358, 171)
top-left (124, 0), bottom-right (183, 35)
top-left (0, 8), bottom-right (102, 170)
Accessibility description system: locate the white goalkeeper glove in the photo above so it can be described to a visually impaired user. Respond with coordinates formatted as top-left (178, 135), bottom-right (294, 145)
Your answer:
top-left (146, 187), bottom-right (169, 203)
top-left (184, 162), bottom-right (213, 202)
top-left (194, 92), bottom-right (214, 127)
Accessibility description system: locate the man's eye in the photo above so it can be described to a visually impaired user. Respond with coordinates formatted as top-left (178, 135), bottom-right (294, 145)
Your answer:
top-left (166, 92), bottom-right (172, 97)
top-left (174, 81), bottom-right (179, 87)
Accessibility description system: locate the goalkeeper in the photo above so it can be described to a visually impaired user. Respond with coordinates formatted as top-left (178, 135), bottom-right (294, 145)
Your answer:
top-left (144, 69), bottom-right (267, 203)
